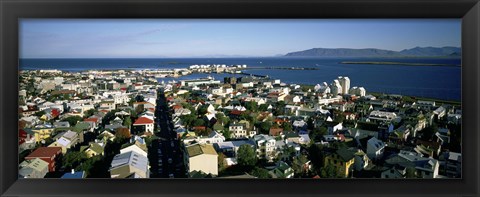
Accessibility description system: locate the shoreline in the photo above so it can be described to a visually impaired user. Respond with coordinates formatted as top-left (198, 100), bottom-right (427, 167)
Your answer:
top-left (340, 61), bottom-right (460, 67)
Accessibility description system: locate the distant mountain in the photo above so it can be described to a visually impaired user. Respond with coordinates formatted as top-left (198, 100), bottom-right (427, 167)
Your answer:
top-left (284, 46), bottom-right (461, 57)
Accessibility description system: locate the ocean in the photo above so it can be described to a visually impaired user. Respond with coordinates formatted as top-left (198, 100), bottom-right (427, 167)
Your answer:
top-left (20, 57), bottom-right (461, 101)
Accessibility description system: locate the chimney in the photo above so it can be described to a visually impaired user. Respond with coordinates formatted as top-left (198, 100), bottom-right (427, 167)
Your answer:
top-left (71, 169), bottom-right (75, 174)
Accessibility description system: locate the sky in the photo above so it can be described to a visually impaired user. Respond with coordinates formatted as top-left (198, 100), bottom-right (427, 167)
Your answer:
top-left (20, 19), bottom-right (461, 58)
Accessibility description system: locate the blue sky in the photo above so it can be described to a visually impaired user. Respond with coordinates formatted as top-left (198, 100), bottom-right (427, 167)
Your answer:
top-left (20, 19), bottom-right (461, 58)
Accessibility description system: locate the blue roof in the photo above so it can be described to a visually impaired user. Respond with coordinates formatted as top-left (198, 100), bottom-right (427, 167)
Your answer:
top-left (61, 171), bottom-right (86, 178)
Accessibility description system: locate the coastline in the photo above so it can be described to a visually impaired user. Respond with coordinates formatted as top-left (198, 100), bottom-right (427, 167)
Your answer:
top-left (340, 61), bottom-right (460, 67)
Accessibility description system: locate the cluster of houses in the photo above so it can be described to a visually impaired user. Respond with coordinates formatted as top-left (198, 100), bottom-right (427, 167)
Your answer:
top-left (17, 68), bottom-right (462, 179)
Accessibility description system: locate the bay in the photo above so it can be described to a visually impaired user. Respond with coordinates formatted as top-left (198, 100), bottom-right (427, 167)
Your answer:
top-left (20, 57), bottom-right (461, 101)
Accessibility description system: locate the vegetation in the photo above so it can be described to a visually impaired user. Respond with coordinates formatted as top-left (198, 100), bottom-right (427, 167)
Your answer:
top-left (237, 144), bottom-right (257, 167)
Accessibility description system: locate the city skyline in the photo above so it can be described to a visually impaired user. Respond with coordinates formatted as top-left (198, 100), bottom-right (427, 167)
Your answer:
top-left (20, 19), bottom-right (461, 58)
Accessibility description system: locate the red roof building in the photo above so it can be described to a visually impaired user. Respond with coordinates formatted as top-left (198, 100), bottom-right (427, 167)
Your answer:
top-left (133, 117), bottom-right (154, 125)
top-left (25, 147), bottom-right (62, 172)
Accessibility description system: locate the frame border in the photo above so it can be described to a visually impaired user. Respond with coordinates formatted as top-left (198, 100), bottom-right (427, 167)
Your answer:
top-left (1, 0), bottom-right (479, 196)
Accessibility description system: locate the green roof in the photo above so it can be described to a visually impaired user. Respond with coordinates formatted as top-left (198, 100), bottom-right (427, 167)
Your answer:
top-left (88, 143), bottom-right (105, 154)
top-left (186, 144), bottom-right (217, 157)
top-left (336, 148), bottom-right (355, 162)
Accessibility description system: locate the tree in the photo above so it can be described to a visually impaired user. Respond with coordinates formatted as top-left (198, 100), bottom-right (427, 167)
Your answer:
top-left (291, 155), bottom-right (309, 175)
top-left (62, 116), bottom-right (83, 127)
top-left (135, 104), bottom-right (145, 115)
top-left (250, 167), bottom-right (271, 178)
top-left (84, 109), bottom-right (96, 118)
top-left (123, 116), bottom-right (132, 128)
top-left (257, 121), bottom-right (272, 135)
top-left (63, 151), bottom-right (87, 169)
top-left (258, 104), bottom-right (268, 112)
top-left (237, 144), bottom-right (257, 167)
top-left (193, 118), bottom-right (206, 127)
top-left (320, 164), bottom-right (339, 178)
top-left (218, 152), bottom-right (227, 172)
top-left (245, 101), bottom-right (258, 112)
top-left (34, 111), bottom-right (46, 117)
top-left (281, 121), bottom-right (293, 132)
top-left (115, 127), bottom-right (131, 139)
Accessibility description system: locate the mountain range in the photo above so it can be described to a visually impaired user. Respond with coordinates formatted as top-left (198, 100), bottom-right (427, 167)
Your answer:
top-left (284, 46), bottom-right (461, 57)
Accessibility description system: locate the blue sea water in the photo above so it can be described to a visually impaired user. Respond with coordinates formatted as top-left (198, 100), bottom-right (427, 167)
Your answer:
top-left (20, 57), bottom-right (461, 101)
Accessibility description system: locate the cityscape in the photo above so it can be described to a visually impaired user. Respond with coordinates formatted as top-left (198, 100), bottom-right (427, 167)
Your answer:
top-left (18, 19), bottom-right (461, 179)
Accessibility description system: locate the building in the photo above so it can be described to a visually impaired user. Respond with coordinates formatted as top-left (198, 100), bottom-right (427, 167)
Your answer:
top-left (18, 158), bottom-right (49, 178)
top-left (229, 122), bottom-right (249, 139)
top-left (133, 117), bottom-right (154, 134)
top-left (338, 76), bottom-right (350, 94)
top-left (366, 137), bottom-right (386, 160)
top-left (31, 124), bottom-right (55, 144)
top-left (349, 86), bottom-right (366, 97)
top-left (25, 147), bottom-right (62, 172)
top-left (110, 151), bottom-right (150, 178)
top-left (186, 143), bottom-right (218, 176)
top-left (324, 148), bottom-right (356, 178)
top-left (253, 134), bottom-right (276, 160)
top-left (48, 130), bottom-right (79, 154)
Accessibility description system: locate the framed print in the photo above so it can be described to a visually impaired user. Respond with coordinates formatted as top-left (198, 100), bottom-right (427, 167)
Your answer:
top-left (1, 0), bottom-right (479, 196)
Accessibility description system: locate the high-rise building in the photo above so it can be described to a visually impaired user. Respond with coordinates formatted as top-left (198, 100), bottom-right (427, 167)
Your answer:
top-left (330, 79), bottom-right (342, 95)
top-left (338, 76), bottom-right (350, 94)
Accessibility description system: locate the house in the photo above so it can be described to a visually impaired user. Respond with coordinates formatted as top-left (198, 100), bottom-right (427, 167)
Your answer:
top-left (268, 161), bottom-right (294, 178)
top-left (132, 116), bottom-right (154, 134)
top-left (99, 100), bottom-right (116, 111)
top-left (110, 150), bottom-right (150, 178)
top-left (269, 128), bottom-right (284, 136)
top-left (353, 149), bottom-right (371, 171)
top-left (18, 158), bottom-right (49, 178)
top-left (53, 121), bottom-right (71, 129)
top-left (31, 124), bottom-right (55, 144)
top-left (83, 142), bottom-right (106, 158)
top-left (19, 129), bottom-right (36, 152)
top-left (186, 143), bottom-right (218, 176)
top-left (48, 130), bottom-right (79, 154)
top-left (197, 131), bottom-right (225, 144)
top-left (84, 116), bottom-right (101, 129)
top-left (366, 137), bottom-right (386, 161)
top-left (61, 169), bottom-right (87, 178)
top-left (25, 147), bottom-right (62, 172)
top-left (229, 122), bottom-right (248, 139)
top-left (253, 134), bottom-right (276, 160)
top-left (324, 148), bottom-right (356, 178)
top-left (385, 150), bottom-right (439, 178)
top-left (381, 166), bottom-right (407, 179)
top-left (440, 152), bottom-right (461, 178)
top-left (120, 143), bottom-right (148, 157)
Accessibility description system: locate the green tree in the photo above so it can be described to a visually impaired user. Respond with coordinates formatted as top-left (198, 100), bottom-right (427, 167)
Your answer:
top-left (63, 151), bottom-right (87, 169)
top-left (250, 167), bottom-right (271, 178)
top-left (84, 109), bottom-right (96, 118)
top-left (245, 101), bottom-right (258, 112)
top-left (193, 118), bottom-right (205, 127)
top-left (291, 155), bottom-right (309, 175)
top-left (320, 164), bottom-right (339, 178)
top-left (123, 116), bottom-right (132, 128)
top-left (237, 144), bottom-right (257, 167)
top-left (258, 104), bottom-right (268, 112)
top-left (34, 111), bottom-right (46, 117)
top-left (62, 116), bottom-right (83, 127)
top-left (281, 121), bottom-right (293, 132)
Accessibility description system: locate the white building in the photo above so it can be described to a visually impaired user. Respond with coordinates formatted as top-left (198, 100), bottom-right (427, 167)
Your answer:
top-left (366, 137), bottom-right (386, 160)
top-left (349, 86), bottom-right (366, 97)
top-left (186, 143), bottom-right (218, 176)
top-left (330, 79), bottom-right (342, 95)
top-left (338, 76), bottom-right (350, 94)
top-left (253, 134), bottom-right (276, 160)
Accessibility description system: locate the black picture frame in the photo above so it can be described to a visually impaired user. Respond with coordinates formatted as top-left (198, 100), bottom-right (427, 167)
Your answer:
top-left (1, 0), bottom-right (479, 196)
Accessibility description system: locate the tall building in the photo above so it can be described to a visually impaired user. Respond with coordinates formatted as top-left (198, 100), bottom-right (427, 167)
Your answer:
top-left (330, 79), bottom-right (342, 95)
top-left (338, 76), bottom-right (350, 94)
